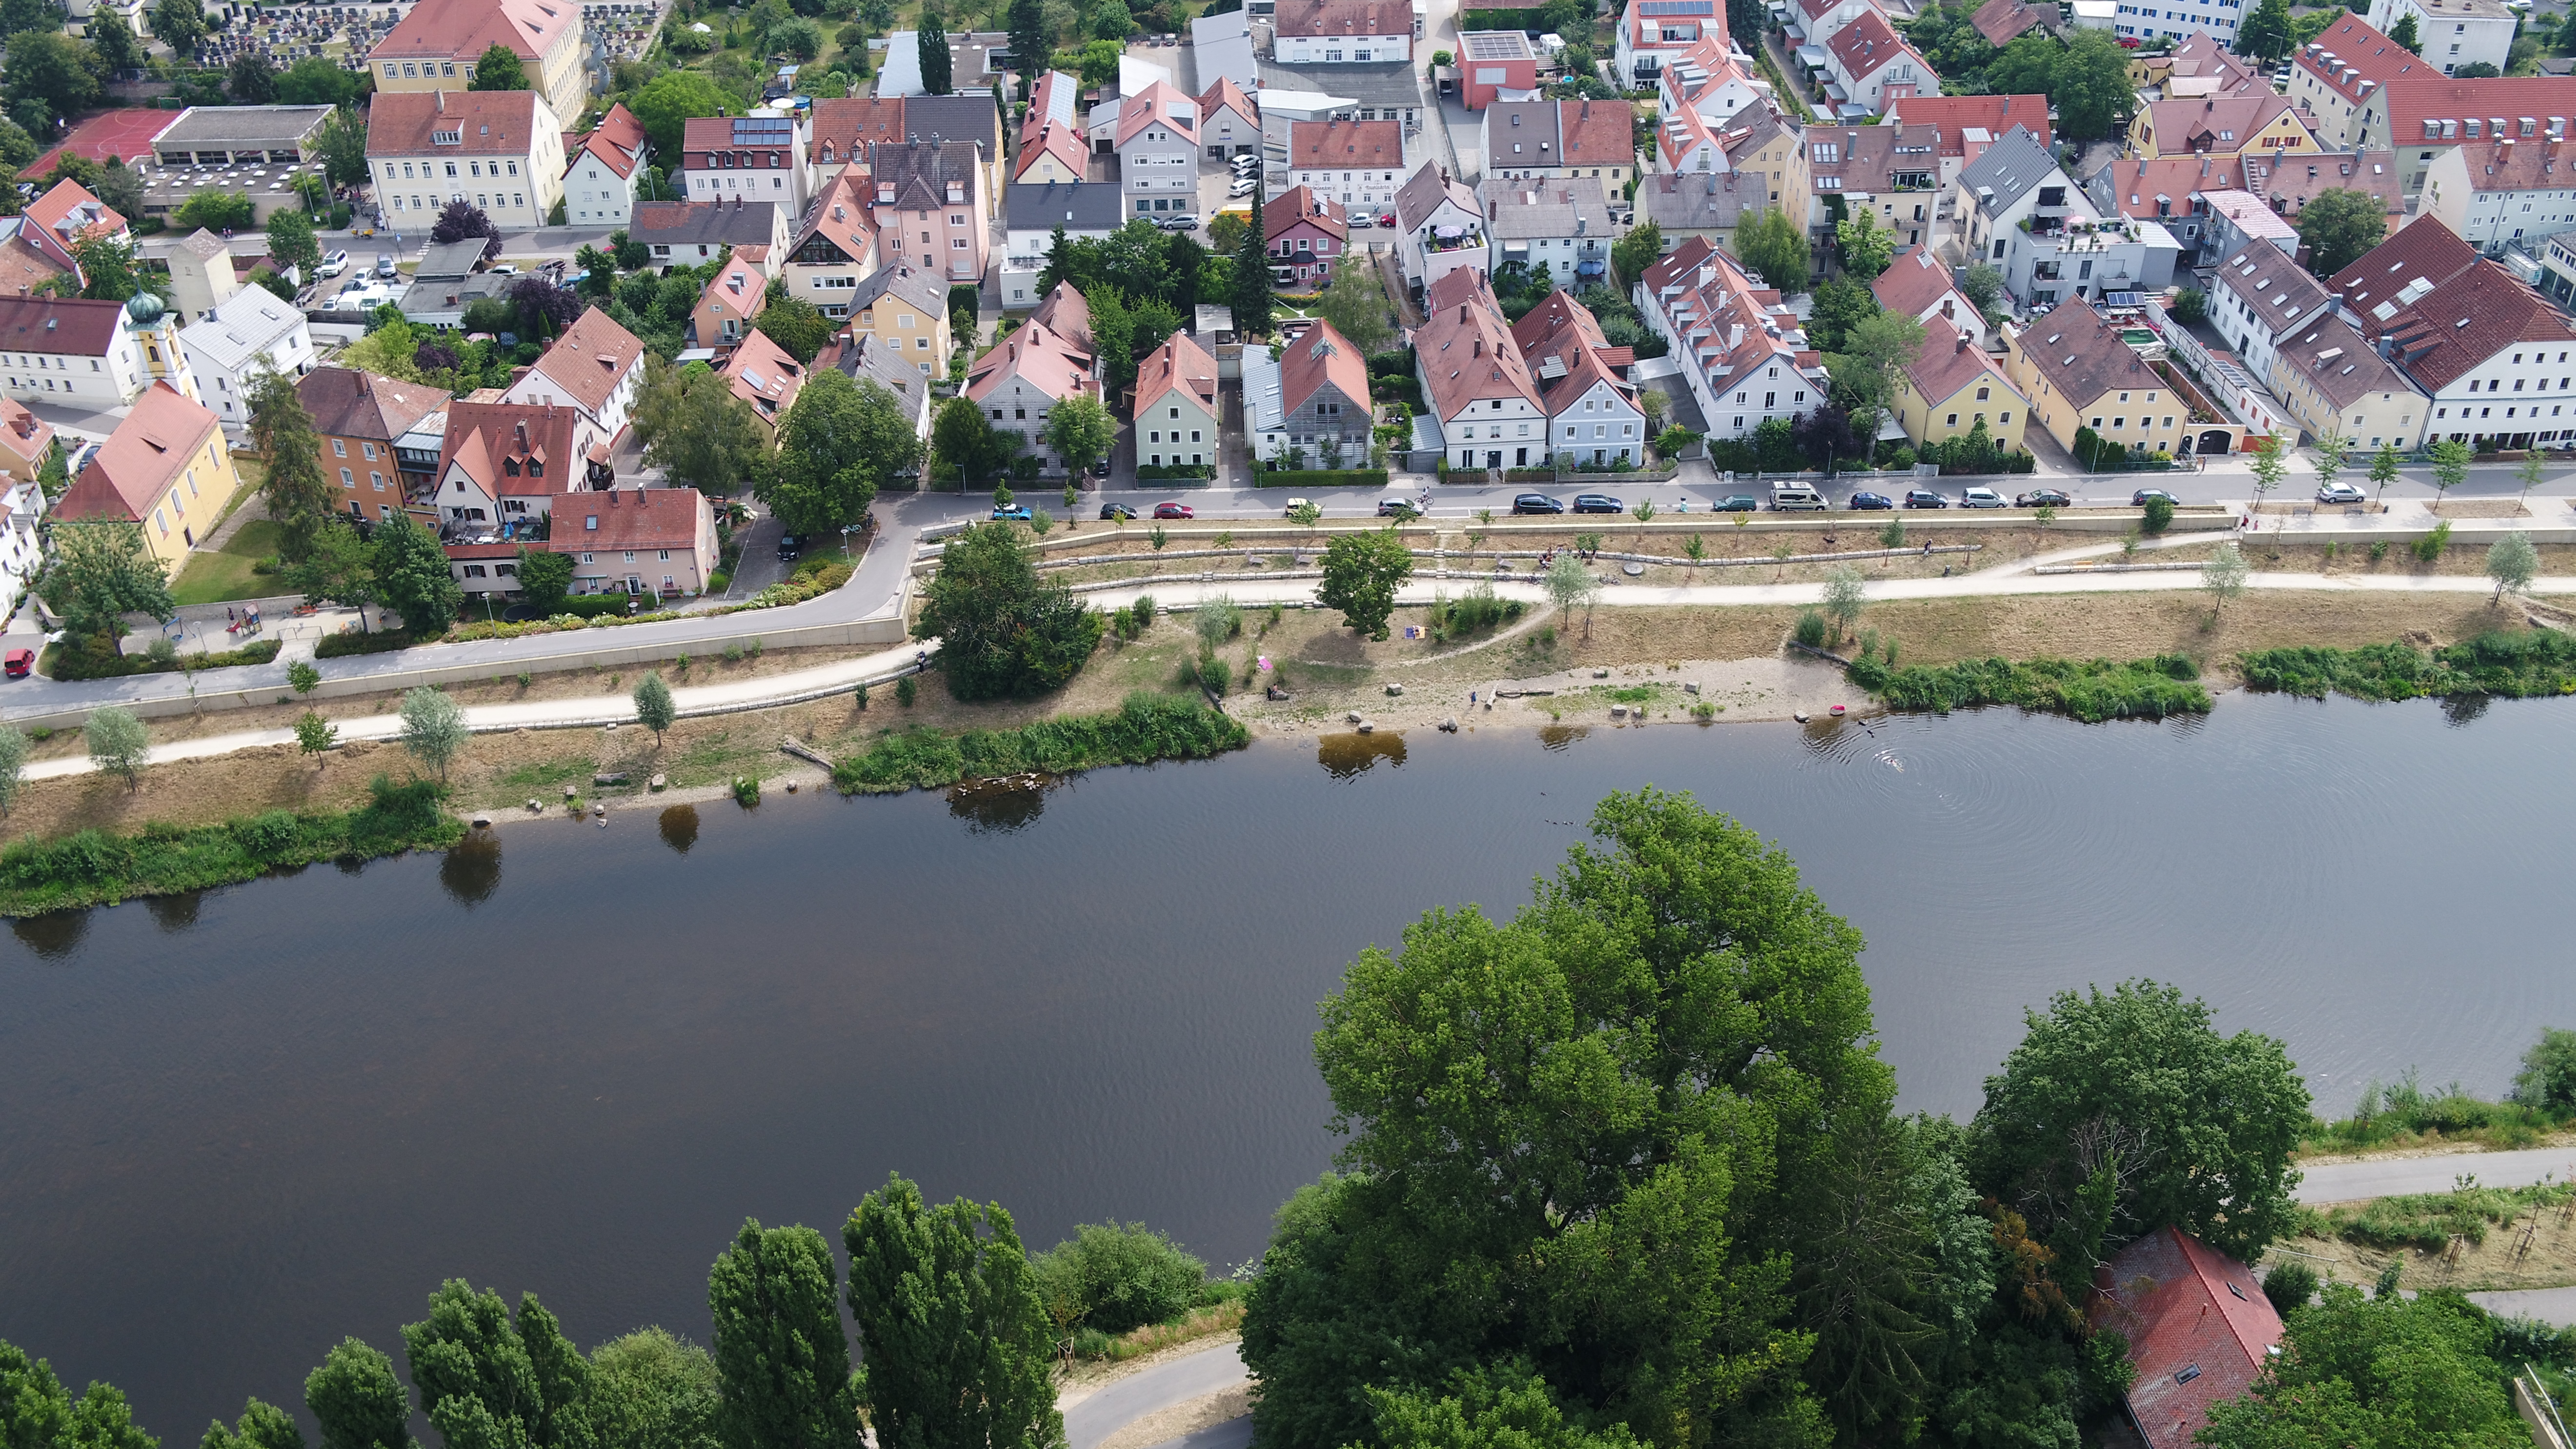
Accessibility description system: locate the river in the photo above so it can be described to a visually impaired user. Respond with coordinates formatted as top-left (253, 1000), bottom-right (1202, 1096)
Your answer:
top-left (3, 691), bottom-right (2572, 1435)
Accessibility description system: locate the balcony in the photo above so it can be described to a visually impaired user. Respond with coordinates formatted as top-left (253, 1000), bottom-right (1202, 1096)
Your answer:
top-left (2149, 359), bottom-right (2224, 426)
top-left (1425, 226), bottom-right (1486, 255)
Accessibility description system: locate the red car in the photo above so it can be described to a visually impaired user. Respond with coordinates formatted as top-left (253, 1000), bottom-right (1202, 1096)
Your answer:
top-left (3, 647), bottom-right (31, 678)
top-left (1152, 502), bottom-right (1194, 519)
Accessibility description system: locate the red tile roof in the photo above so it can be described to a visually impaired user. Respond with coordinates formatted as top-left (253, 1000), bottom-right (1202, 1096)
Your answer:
top-left (1272, 0), bottom-right (1409, 36)
top-left (813, 97), bottom-right (906, 167)
top-left (438, 400), bottom-right (581, 499)
top-left (525, 305), bottom-right (643, 416)
top-left (1826, 9), bottom-right (1927, 85)
top-left (1969, 0), bottom-right (2048, 46)
top-left (54, 382), bottom-right (219, 526)
top-left (23, 179), bottom-right (125, 251)
top-left (1199, 75), bottom-right (1258, 129)
top-left (2330, 217), bottom-right (2576, 393)
top-left (1290, 118), bottom-right (1402, 171)
top-left (297, 366), bottom-right (452, 443)
top-left (553, 486), bottom-right (708, 552)
top-left (1275, 317), bottom-right (1370, 418)
top-left (2294, 13), bottom-right (2432, 113)
top-left (1872, 244), bottom-right (1976, 322)
top-left (2137, 92), bottom-right (2306, 155)
top-left (2371, 74), bottom-right (2576, 149)
top-left (570, 101), bottom-right (646, 179)
top-left (1029, 281), bottom-right (1090, 350)
top-left (2242, 148), bottom-right (2403, 218)
top-left (1264, 184), bottom-right (1347, 244)
top-left (1559, 97), bottom-right (1633, 167)
top-left (2014, 300), bottom-right (2161, 407)
top-left (1883, 93), bottom-right (2053, 152)
top-left (719, 329), bottom-right (804, 424)
top-left (1904, 315), bottom-right (2018, 405)
top-left (366, 89), bottom-right (550, 157)
top-left (966, 318), bottom-right (1097, 405)
top-left (1134, 331), bottom-right (1218, 417)
top-left (2088, 1229), bottom-right (2283, 1449)
top-left (1416, 270), bottom-right (1540, 422)
top-left (1116, 80), bottom-right (1199, 151)
top-left (371, 0), bottom-right (569, 68)
top-left (0, 295), bottom-right (125, 356)
top-left (2164, 31), bottom-right (2270, 97)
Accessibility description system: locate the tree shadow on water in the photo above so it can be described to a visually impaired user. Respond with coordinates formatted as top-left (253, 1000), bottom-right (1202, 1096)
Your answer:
top-left (439, 831), bottom-right (502, 907)
top-left (660, 804), bottom-right (700, 854)
top-left (947, 778), bottom-right (1052, 834)
top-left (2442, 693), bottom-right (2490, 728)
top-left (143, 892), bottom-right (201, 932)
top-left (1319, 731), bottom-right (1407, 778)
top-left (10, 911), bottom-right (88, 960)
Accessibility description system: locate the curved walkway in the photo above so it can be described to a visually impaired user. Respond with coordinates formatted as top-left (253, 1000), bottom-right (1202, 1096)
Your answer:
top-left (1063, 1344), bottom-right (1249, 1449)
top-left (2297, 1146), bottom-right (2576, 1203)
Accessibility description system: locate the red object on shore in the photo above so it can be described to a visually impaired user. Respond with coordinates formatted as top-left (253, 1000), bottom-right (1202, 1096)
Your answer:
top-left (3, 647), bottom-right (32, 678)
top-left (1830, 704), bottom-right (1846, 716)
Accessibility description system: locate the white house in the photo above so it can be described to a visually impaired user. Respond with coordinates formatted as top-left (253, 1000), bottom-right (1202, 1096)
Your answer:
top-left (1613, 0), bottom-right (1718, 89)
top-left (502, 305), bottom-right (646, 451)
top-left (365, 88), bottom-right (567, 233)
top-left (1513, 289), bottom-right (1646, 468)
top-left (1271, 0), bottom-right (1414, 65)
top-left (2364, 0), bottom-right (2516, 76)
top-left (2211, 240), bottom-right (2336, 386)
top-left (1285, 117), bottom-right (1408, 213)
top-left (0, 294), bottom-right (195, 409)
top-left (2328, 215), bottom-right (2576, 451)
top-left (565, 102), bottom-right (648, 227)
top-left (1132, 332), bottom-right (1221, 471)
top-left (1000, 181), bottom-right (1127, 309)
top-left (1115, 81), bottom-right (1205, 219)
top-left (1393, 160), bottom-right (1486, 289)
top-left (1636, 235), bottom-right (1829, 442)
top-left (782, 167), bottom-right (880, 319)
top-left (679, 111), bottom-right (813, 219)
top-left (1823, 10), bottom-right (1933, 116)
top-left (2420, 141), bottom-right (2576, 254)
top-left (1477, 176), bottom-right (1613, 288)
top-left (1418, 269), bottom-right (1546, 471)
top-left (177, 287), bottom-right (314, 433)
top-left (963, 318), bottom-right (1101, 477)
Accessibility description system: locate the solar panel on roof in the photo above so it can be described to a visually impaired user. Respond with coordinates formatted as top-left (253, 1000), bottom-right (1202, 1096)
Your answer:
top-left (1638, 1), bottom-right (1712, 13)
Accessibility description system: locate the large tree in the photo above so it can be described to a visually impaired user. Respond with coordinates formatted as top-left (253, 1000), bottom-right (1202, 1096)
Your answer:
top-left (706, 1220), bottom-right (860, 1449)
top-left (1246, 789), bottom-right (1894, 1449)
top-left (844, 1176), bottom-right (1064, 1449)
top-left (467, 42), bottom-right (527, 90)
top-left (1006, 0), bottom-right (1046, 99)
top-left (628, 71), bottom-right (729, 161)
top-left (203, 1398), bottom-right (307, 1449)
top-left (431, 200), bottom-right (503, 260)
top-left (1826, 309), bottom-right (1926, 422)
top-left (634, 357), bottom-right (768, 494)
top-left (916, 7), bottom-right (950, 94)
top-left (2295, 188), bottom-right (2387, 278)
top-left (248, 366), bottom-right (338, 561)
top-left (6, 31), bottom-right (104, 124)
top-left (1834, 208), bottom-right (1893, 280)
top-left (1231, 193), bottom-right (1272, 339)
top-left (930, 394), bottom-right (1012, 492)
top-left (2235, 0), bottom-right (2293, 59)
top-left (1611, 218), bottom-right (1664, 290)
top-left (585, 1331), bottom-right (723, 1449)
top-left (264, 203), bottom-right (321, 280)
top-left (225, 52), bottom-right (276, 103)
top-left (2197, 1284), bottom-right (2526, 1449)
top-left (86, 7), bottom-right (138, 74)
top-left (70, 230), bottom-right (136, 302)
top-left (1314, 528), bottom-right (1413, 640)
top-left (40, 521), bottom-right (171, 650)
top-left (1969, 979), bottom-right (2309, 1269)
top-left (911, 522), bottom-right (1102, 698)
top-left (1042, 393), bottom-right (1113, 479)
top-left (1314, 253), bottom-right (1393, 355)
top-left (400, 1282), bottom-right (589, 1449)
top-left (1731, 208), bottom-right (1808, 294)
top-left (756, 368), bottom-right (919, 536)
top-left (148, 0), bottom-right (206, 53)
top-left (2054, 31), bottom-right (2137, 141)
top-left (373, 511), bottom-right (463, 634)
top-left (315, 105), bottom-right (370, 186)
top-left (305, 1340), bottom-right (413, 1449)
top-left (287, 519), bottom-right (380, 625)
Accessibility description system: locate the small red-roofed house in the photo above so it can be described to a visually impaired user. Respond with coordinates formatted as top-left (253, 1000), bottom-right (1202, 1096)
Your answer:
top-left (1873, 245), bottom-right (1990, 347)
top-left (1198, 77), bottom-right (1260, 159)
top-left (21, 179), bottom-right (129, 282)
top-left (1264, 185), bottom-right (1348, 287)
top-left (1132, 332), bottom-right (1220, 470)
top-left (2089, 1228), bottom-right (2285, 1449)
top-left (565, 102), bottom-right (648, 226)
top-left (964, 315), bottom-right (1099, 477)
top-left (547, 484), bottom-right (719, 599)
top-left (1823, 10), bottom-right (1932, 115)
top-left (717, 329), bottom-right (805, 439)
top-left (694, 252), bottom-right (768, 353)
top-left (52, 381), bottom-right (234, 568)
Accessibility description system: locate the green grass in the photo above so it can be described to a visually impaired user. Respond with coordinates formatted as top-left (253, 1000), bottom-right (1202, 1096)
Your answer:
top-left (833, 693), bottom-right (1248, 795)
top-left (2305, 1180), bottom-right (2576, 1252)
top-left (171, 519), bottom-right (287, 607)
top-left (2301, 1070), bottom-right (2562, 1156)
top-left (2240, 631), bottom-right (2576, 702)
top-left (1848, 653), bottom-right (2210, 722)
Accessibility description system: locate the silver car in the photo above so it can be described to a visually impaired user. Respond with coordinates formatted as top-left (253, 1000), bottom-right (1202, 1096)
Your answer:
top-left (1959, 486), bottom-right (2007, 508)
top-left (2316, 482), bottom-right (2367, 504)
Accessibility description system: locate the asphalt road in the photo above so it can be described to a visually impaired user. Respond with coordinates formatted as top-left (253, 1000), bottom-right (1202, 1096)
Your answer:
top-left (1063, 1344), bottom-right (1248, 1449)
top-left (2297, 1146), bottom-right (2576, 1203)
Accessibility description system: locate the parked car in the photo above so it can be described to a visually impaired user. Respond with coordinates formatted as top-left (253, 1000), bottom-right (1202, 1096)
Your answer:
top-left (1571, 492), bottom-right (1624, 514)
top-left (1511, 492), bottom-right (1565, 514)
top-left (3, 647), bottom-right (29, 679)
top-left (1228, 178), bottom-right (1258, 197)
top-left (1378, 213), bottom-right (1396, 226)
top-left (1376, 495), bottom-right (1420, 517)
top-left (1159, 214), bottom-right (1200, 231)
top-left (1903, 487), bottom-right (1951, 509)
top-left (1230, 156), bottom-right (1260, 174)
top-left (1099, 503), bottom-right (1138, 520)
top-left (1714, 495), bottom-right (1758, 511)
top-left (317, 249), bottom-right (350, 278)
top-left (1770, 481), bottom-right (1826, 510)
top-left (1152, 501), bottom-right (1195, 519)
top-left (1348, 213), bottom-right (1376, 228)
top-left (776, 533), bottom-right (803, 561)
top-left (489, 262), bottom-right (518, 275)
top-left (1282, 496), bottom-right (1314, 516)
top-left (990, 504), bottom-right (1033, 521)
top-left (1846, 490), bottom-right (1893, 510)
top-left (2316, 482), bottom-right (2366, 504)
top-left (2131, 487), bottom-right (2178, 506)
top-left (2014, 487), bottom-right (2071, 507)
top-left (375, 252), bottom-right (397, 278)
top-left (1960, 486), bottom-right (2007, 508)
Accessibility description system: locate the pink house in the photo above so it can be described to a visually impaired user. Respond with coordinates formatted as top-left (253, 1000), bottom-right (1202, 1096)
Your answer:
top-left (1263, 185), bottom-right (1348, 288)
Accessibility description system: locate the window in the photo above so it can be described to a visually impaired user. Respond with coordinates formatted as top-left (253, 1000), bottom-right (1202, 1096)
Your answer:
top-left (333, 439), bottom-right (347, 457)
top-left (341, 467), bottom-right (356, 486)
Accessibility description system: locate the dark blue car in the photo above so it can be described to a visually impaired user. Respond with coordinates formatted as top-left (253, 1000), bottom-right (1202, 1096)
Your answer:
top-left (1846, 491), bottom-right (1893, 510)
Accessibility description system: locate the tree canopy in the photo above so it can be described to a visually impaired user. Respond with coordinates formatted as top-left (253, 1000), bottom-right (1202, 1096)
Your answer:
top-left (467, 42), bottom-right (528, 89)
top-left (844, 1176), bottom-right (1063, 1449)
top-left (912, 522), bottom-right (1103, 699)
top-left (755, 368), bottom-right (919, 536)
top-left (1314, 529), bottom-right (1413, 640)
top-left (2295, 189), bottom-right (2387, 279)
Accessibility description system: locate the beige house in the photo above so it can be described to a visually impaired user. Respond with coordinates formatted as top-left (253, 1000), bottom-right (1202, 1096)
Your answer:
top-left (1893, 319), bottom-right (2029, 454)
top-left (2266, 316), bottom-right (2428, 452)
top-left (52, 381), bottom-right (237, 568)
top-left (1132, 332), bottom-right (1219, 472)
top-left (2003, 307), bottom-right (2184, 457)
top-left (367, 89), bottom-right (567, 236)
top-left (368, 0), bottom-right (586, 146)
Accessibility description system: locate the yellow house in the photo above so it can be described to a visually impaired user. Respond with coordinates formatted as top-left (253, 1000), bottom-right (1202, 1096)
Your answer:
top-left (1894, 319), bottom-right (2030, 454)
top-left (51, 381), bottom-right (238, 570)
top-left (2003, 309), bottom-right (2184, 457)
top-left (368, 0), bottom-right (587, 147)
top-left (847, 263), bottom-right (957, 376)
top-left (2126, 94), bottom-right (2321, 160)
top-left (2128, 52), bottom-right (2175, 89)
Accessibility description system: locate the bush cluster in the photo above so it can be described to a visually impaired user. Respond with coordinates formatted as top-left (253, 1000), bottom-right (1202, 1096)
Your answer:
top-left (1032, 1222), bottom-right (1210, 1337)
top-left (1251, 468), bottom-right (1391, 490)
top-left (832, 693), bottom-right (1248, 795)
top-left (45, 637), bottom-right (281, 681)
top-left (1847, 653), bottom-right (2209, 722)
top-left (2240, 630), bottom-right (2576, 702)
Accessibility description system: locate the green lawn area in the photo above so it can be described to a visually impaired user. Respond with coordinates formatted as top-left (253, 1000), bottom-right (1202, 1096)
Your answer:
top-left (171, 519), bottom-right (287, 607)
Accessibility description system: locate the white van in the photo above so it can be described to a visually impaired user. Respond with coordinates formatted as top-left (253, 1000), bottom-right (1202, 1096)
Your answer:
top-left (1770, 481), bottom-right (1827, 511)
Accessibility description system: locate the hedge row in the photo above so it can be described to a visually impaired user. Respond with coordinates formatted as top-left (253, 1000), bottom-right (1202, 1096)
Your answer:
top-left (1250, 468), bottom-right (1389, 489)
top-left (832, 692), bottom-right (1248, 795)
top-left (45, 637), bottom-right (282, 681)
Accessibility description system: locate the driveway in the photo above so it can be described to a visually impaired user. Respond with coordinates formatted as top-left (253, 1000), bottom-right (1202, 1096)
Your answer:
top-left (724, 513), bottom-right (792, 600)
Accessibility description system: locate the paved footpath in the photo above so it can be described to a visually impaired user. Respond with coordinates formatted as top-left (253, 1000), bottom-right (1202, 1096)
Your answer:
top-left (2297, 1146), bottom-right (2576, 1202)
top-left (1062, 1344), bottom-right (1248, 1449)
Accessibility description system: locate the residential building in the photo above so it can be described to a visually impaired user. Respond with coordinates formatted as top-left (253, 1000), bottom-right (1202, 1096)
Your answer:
top-left (2350, 74), bottom-right (2576, 191)
top-left (1264, 184), bottom-right (1350, 287)
top-left (1821, 11), bottom-right (1932, 117)
top-left (999, 181), bottom-right (1125, 308)
top-left (2113, 0), bottom-right (2244, 43)
top-left (847, 265), bottom-right (952, 372)
top-left (866, 140), bottom-right (989, 283)
top-left (1478, 176), bottom-right (1613, 287)
top-left (2267, 311), bottom-right (2428, 448)
top-left (783, 167), bottom-right (880, 319)
top-left (52, 381), bottom-right (235, 566)
top-left (811, 97), bottom-right (906, 170)
top-left (1244, 317), bottom-right (1372, 463)
top-left (1893, 318), bottom-right (2029, 453)
top-left (550, 485), bottom-right (720, 599)
top-left (874, 28), bottom-right (1011, 97)
top-left (902, 95), bottom-right (1007, 212)
top-left (0, 294), bottom-right (188, 408)
top-left (1805, 122), bottom-right (1944, 250)
top-left (1873, 244), bottom-right (1991, 348)
top-left (297, 366), bottom-right (452, 521)
top-left (1132, 332), bottom-right (1221, 469)
top-left (2087, 1229), bottom-right (2284, 1449)
top-left (1288, 118), bottom-right (1409, 212)
top-left (176, 287), bottom-right (314, 433)
top-left (2328, 215), bottom-right (2576, 448)
top-left (1393, 161), bottom-right (1488, 290)
top-left (164, 227), bottom-right (239, 327)
top-left (2003, 304), bottom-right (2186, 457)
top-left (1956, 127), bottom-right (2180, 307)
top-left (1638, 169), bottom-right (1763, 253)
top-left (1030, 282), bottom-right (1092, 350)
top-left (815, 331), bottom-right (939, 452)
top-left (717, 330), bottom-right (805, 439)
top-left (1418, 268), bottom-right (1546, 469)
top-left (1459, 30), bottom-right (1540, 110)
top-left (1017, 73), bottom-right (1089, 183)
top-left (431, 401), bottom-right (586, 528)
top-left (2364, 0), bottom-right (2516, 77)
top-left (633, 197), bottom-right (792, 262)
top-left (367, 89), bottom-right (567, 234)
top-left (2080, 151), bottom-right (2401, 265)
top-left (1115, 81), bottom-right (1204, 218)
top-left (20, 178), bottom-right (127, 281)
top-left (1510, 288), bottom-right (1645, 467)
top-left (2421, 138), bottom-right (2576, 253)
top-left (2290, 15), bottom-right (2433, 147)
top-left (2200, 187), bottom-right (2304, 263)
top-left (1969, 0), bottom-right (2051, 45)
top-left (2240, 147), bottom-right (2407, 220)
top-left (1200, 78), bottom-right (1261, 159)
top-left (2213, 229), bottom-right (2336, 386)
top-left (1194, 8), bottom-right (1260, 92)
top-left (1481, 98), bottom-right (1637, 189)
top-left (1634, 235), bottom-right (1828, 442)
top-left (1612, 0), bottom-right (1717, 88)
top-left (397, 239), bottom-right (522, 331)
top-left (502, 305), bottom-right (645, 449)
top-left (693, 251), bottom-right (768, 352)
top-left (0, 221), bottom-right (67, 301)
top-left (1272, 0), bottom-right (1415, 64)
top-left (0, 469), bottom-right (41, 605)
top-left (964, 314), bottom-right (1100, 476)
top-left (1787, 0), bottom-right (1874, 51)
top-left (2126, 93), bottom-right (2321, 160)
top-left (1882, 93), bottom-right (2052, 186)
top-left (368, 0), bottom-right (586, 136)
top-left (1254, 60), bottom-right (1427, 135)
top-left (565, 102), bottom-right (648, 226)
top-left (2148, 30), bottom-right (2271, 97)
top-left (679, 112), bottom-right (811, 215)
top-left (1656, 35), bottom-right (1763, 137)
top-left (0, 394), bottom-right (54, 488)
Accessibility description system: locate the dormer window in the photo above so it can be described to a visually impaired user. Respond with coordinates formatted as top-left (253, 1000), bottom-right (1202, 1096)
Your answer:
top-left (503, 457), bottom-right (521, 476)
top-left (432, 129), bottom-right (462, 145)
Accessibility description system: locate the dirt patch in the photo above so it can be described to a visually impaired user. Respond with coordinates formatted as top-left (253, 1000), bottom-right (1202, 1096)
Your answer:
top-left (2273, 1208), bottom-right (2576, 1294)
top-left (1094, 1386), bottom-right (1249, 1449)
top-left (2297, 1131), bottom-right (2576, 1166)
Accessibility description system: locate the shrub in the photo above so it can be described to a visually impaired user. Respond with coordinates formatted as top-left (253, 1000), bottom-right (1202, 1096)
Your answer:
top-left (1848, 654), bottom-right (2213, 722)
top-left (288, 660), bottom-right (321, 694)
top-left (1793, 610), bottom-right (1829, 647)
top-left (1130, 596), bottom-right (1155, 633)
top-left (315, 629), bottom-right (428, 659)
top-left (2415, 519), bottom-right (2452, 563)
top-left (1250, 468), bottom-right (1391, 490)
top-left (46, 636), bottom-right (283, 680)
top-left (1196, 656), bottom-right (1228, 696)
top-left (895, 675), bottom-right (917, 706)
top-left (2260, 1258), bottom-right (2317, 1317)
top-left (2141, 494), bottom-right (2175, 533)
top-left (832, 694), bottom-right (1248, 796)
top-left (2369, 540), bottom-right (2390, 562)
top-left (2513, 1027), bottom-right (2576, 1114)
top-left (730, 775), bottom-right (760, 806)
top-left (1032, 1222), bottom-right (1208, 1336)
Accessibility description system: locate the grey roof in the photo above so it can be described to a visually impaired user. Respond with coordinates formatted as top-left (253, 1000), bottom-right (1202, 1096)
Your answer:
top-left (1957, 124), bottom-right (2060, 218)
top-left (1484, 100), bottom-right (1561, 157)
top-left (416, 239), bottom-right (494, 281)
top-left (634, 199), bottom-right (785, 247)
top-left (152, 104), bottom-right (336, 147)
top-left (399, 270), bottom-right (517, 322)
top-left (866, 140), bottom-right (983, 210)
top-left (1638, 169), bottom-right (1758, 233)
top-left (847, 262), bottom-right (948, 317)
top-left (1476, 175), bottom-right (1611, 241)
top-left (832, 332), bottom-right (936, 422)
top-left (905, 94), bottom-right (1002, 155)
top-left (1005, 181), bottom-right (1128, 233)
top-left (178, 286), bottom-right (304, 372)
top-left (1256, 59), bottom-right (1425, 108)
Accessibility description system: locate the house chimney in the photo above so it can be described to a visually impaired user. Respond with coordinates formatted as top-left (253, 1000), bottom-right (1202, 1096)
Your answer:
top-left (436, 91), bottom-right (445, 112)
top-left (1955, 333), bottom-right (1968, 354)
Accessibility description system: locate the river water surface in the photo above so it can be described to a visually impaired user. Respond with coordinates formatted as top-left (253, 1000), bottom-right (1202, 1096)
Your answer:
top-left (4, 692), bottom-right (2572, 1435)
